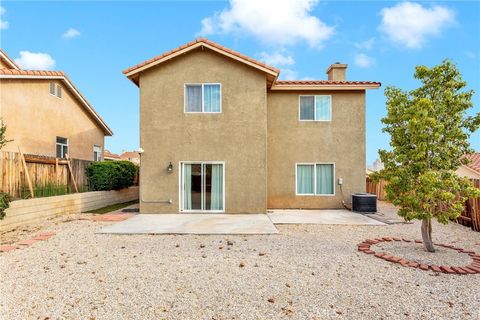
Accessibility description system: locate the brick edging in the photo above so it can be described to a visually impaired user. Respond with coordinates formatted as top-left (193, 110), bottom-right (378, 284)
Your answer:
top-left (0, 232), bottom-right (56, 253)
top-left (358, 237), bottom-right (480, 275)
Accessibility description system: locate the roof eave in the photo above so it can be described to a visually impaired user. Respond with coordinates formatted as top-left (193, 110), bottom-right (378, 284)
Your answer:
top-left (123, 40), bottom-right (279, 86)
top-left (269, 83), bottom-right (381, 91)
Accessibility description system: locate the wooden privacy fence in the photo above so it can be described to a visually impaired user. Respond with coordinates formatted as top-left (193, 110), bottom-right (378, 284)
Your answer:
top-left (366, 176), bottom-right (480, 232)
top-left (457, 179), bottom-right (480, 232)
top-left (0, 151), bottom-right (92, 199)
top-left (365, 176), bottom-right (387, 200)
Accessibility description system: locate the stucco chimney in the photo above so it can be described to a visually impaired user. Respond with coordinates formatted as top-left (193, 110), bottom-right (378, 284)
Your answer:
top-left (326, 62), bottom-right (347, 81)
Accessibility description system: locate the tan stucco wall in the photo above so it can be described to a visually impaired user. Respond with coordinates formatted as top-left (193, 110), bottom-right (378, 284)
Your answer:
top-left (139, 48), bottom-right (267, 213)
top-left (0, 79), bottom-right (105, 160)
top-left (267, 91), bottom-right (366, 209)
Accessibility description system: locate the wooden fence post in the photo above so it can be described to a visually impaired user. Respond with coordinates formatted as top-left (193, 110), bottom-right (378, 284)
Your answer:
top-left (65, 154), bottom-right (79, 193)
top-left (18, 146), bottom-right (34, 198)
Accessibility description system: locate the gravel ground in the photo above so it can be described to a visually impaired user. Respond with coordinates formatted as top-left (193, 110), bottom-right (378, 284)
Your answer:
top-left (372, 241), bottom-right (474, 266)
top-left (1, 201), bottom-right (480, 320)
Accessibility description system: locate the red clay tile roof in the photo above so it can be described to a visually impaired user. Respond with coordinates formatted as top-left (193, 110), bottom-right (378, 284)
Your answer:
top-left (120, 151), bottom-right (140, 159)
top-left (104, 150), bottom-right (121, 159)
top-left (0, 69), bottom-right (65, 76)
top-left (0, 49), bottom-right (20, 69)
top-left (123, 38), bottom-right (380, 89)
top-left (464, 153), bottom-right (480, 173)
top-left (123, 38), bottom-right (280, 76)
top-left (274, 80), bottom-right (382, 86)
top-left (0, 68), bottom-right (113, 136)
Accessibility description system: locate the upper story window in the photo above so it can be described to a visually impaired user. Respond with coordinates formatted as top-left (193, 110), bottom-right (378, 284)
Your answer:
top-left (93, 145), bottom-right (102, 161)
top-left (299, 95), bottom-right (331, 121)
top-left (185, 83), bottom-right (221, 113)
top-left (56, 136), bottom-right (68, 158)
top-left (50, 81), bottom-right (56, 95)
top-left (50, 81), bottom-right (63, 99)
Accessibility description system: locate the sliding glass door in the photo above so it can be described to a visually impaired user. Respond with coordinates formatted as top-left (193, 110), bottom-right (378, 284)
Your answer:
top-left (181, 162), bottom-right (224, 212)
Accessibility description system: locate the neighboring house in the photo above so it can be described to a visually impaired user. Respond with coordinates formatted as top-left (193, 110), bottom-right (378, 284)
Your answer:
top-left (120, 151), bottom-right (140, 165)
top-left (458, 152), bottom-right (480, 179)
top-left (124, 38), bottom-right (380, 213)
top-left (104, 150), bottom-right (121, 161)
top-left (0, 49), bottom-right (112, 161)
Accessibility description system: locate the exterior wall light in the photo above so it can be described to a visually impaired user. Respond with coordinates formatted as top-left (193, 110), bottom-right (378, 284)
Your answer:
top-left (167, 162), bottom-right (173, 173)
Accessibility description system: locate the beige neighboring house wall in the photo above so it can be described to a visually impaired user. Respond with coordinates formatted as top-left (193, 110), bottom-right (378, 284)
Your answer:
top-left (0, 50), bottom-right (112, 161)
top-left (1, 79), bottom-right (106, 160)
top-left (124, 38), bottom-right (380, 213)
top-left (120, 151), bottom-right (141, 165)
top-left (267, 90), bottom-right (366, 209)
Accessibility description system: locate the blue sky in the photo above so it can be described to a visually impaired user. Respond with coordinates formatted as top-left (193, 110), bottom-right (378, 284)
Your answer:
top-left (1, 0), bottom-right (479, 164)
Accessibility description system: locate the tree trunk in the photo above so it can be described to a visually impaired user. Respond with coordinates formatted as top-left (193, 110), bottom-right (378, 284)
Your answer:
top-left (421, 218), bottom-right (435, 252)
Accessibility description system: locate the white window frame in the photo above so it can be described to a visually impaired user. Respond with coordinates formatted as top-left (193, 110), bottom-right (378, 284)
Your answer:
top-left (298, 95), bottom-right (332, 122)
top-left (184, 83), bottom-right (222, 114)
top-left (93, 145), bottom-right (102, 162)
top-left (179, 161), bottom-right (225, 213)
top-left (295, 162), bottom-right (335, 196)
top-left (57, 85), bottom-right (62, 99)
top-left (56, 137), bottom-right (69, 158)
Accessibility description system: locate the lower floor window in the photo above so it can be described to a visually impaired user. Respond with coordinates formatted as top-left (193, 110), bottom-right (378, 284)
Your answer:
top-left (181, 162), bottom-right (224, 211)
top-left (296, 163), bottom-right (334, 195)
top-left (93, 145), bottom-right (102, 161)
top-left (56, 137), bottom-right (68, 158)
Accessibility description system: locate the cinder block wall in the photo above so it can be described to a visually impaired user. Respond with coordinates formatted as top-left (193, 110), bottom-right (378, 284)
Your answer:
top-left (0, 187), bottom-right (139, 230)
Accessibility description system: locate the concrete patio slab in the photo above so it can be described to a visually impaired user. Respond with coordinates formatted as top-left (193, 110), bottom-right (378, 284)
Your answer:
top-left (267, 209), bottom-right (386, 225)
top-left (96, 214), bottom-right (279, 235)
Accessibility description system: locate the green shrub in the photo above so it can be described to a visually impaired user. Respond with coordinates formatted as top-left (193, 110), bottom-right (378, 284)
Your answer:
top-left (0, 192), bottom-right (12, 220)
top-left (86, 161), bottom-right (137, 191)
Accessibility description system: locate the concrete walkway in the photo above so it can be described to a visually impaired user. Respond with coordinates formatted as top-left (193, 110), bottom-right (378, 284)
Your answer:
top-left (96, 214), bottom-right (279, 235)
top-left (267, 209), bottom-right (386, 225)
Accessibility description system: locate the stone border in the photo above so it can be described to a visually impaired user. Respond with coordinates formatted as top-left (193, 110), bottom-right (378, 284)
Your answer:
top-left (0, 232), bottom-right (56, 253)
top-left (358, 237), bottom-right (480, 274)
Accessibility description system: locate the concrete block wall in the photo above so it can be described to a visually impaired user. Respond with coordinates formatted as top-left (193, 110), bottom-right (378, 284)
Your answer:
top-left (0, 187), bottom-right (138, 231)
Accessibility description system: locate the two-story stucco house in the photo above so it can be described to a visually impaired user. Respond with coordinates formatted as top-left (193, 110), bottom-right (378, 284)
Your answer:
top-left (124, 38), bottom-right (380, 214)
top-left (0, 49), bottom-right (112, 161)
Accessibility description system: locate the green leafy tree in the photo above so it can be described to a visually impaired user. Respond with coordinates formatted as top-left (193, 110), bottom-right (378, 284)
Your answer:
top-left (379, 60), bottom-right (480, 252)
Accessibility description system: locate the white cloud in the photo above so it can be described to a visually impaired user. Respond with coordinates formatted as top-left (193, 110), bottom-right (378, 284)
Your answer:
top-left (14, 51), bottom-right (56, 70)
top-left (198, 0), bottom-right (334, 47)
top-left (354, 37), bottom-right (375, 50)
top-left (62, 28), bottom-right (80, 39)
top-left (259, 51), bottom-right (295, 66)
top-left (0, 6), bottom-right (9, 30)
top-left (279, 68), bottom-right (298, 80)
top-left (379, 2), bottom-right (455, 49)
top-left (354, 53), bottom-right (375, 68)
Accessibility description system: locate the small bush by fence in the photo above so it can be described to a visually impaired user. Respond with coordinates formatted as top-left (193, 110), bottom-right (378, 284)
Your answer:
top-left (86, 161), bottom-right (137, 191)
top-left (366, 176), bottom-right (480, 232)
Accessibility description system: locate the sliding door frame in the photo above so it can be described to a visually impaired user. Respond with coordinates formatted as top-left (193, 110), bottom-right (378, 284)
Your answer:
top-left (179, 161), bottom-right (225, 213)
